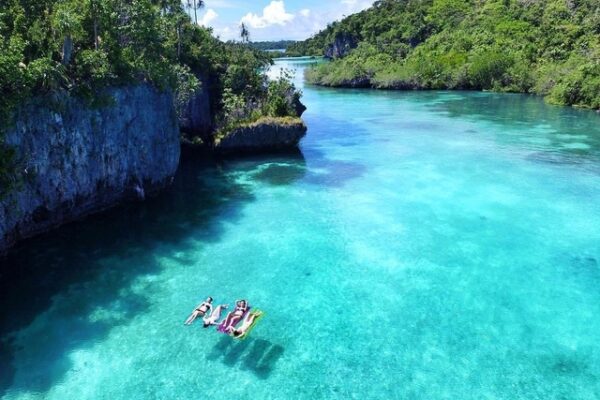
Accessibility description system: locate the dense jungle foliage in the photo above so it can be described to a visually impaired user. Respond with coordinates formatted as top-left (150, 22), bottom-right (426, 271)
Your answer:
top-left (0, 0), bottom-right (301, 197)
top-left (247, 40), bottom-right (297, 51)
top-left (289, 0), bottom-right (600, 110)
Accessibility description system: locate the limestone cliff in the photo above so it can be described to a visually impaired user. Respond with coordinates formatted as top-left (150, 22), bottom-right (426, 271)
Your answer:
top-left (178, 75), bottom-right (213, 140)
top-left (0, 85), bottom-right (180, 252)
top-left (214, 117), bottom-right (307, 154)
top-left (324, 33), bottom-right (358, 59)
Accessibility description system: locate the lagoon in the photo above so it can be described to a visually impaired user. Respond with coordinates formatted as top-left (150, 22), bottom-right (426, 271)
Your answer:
top-left (1, 57), bottom-right (600, 399)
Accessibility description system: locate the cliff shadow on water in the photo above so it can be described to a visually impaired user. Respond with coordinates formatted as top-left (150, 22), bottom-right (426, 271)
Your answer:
top-left (0, 149), bottom-right (307, 397)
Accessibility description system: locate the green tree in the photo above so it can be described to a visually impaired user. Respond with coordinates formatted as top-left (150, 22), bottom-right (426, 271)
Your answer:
top-left (299, 0), bottom-right (600, 109)
top-left (51, 1), bottom-right (84, 66)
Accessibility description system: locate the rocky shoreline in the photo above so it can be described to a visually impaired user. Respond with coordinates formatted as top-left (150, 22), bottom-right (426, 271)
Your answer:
top-left (0, 86), bottom-right (180, 253)
top-left (0, 85), bottom-right (307, 254)
top-left (214, 117), bottom-right (307, 154)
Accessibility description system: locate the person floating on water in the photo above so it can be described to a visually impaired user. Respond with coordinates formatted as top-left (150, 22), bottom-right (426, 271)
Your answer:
top-left (218, 299), bottom-right (248, 331)
top-left (202, 304), bottom-right (228, 328)
top-left (184, 296), bottom-right (213, 325)
top-left (228, 310), bottom-right (264, 339)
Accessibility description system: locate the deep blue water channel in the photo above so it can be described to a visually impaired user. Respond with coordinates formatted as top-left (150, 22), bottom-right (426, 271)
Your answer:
top-left (1, 57), bottom-right (600, 399)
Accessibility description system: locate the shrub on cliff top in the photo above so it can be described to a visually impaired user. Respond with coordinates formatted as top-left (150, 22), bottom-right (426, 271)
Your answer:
top-left (265, 70), bottom-right (301, 118)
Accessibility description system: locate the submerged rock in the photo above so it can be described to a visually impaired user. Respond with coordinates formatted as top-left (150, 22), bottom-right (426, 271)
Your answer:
top-left (0, 85), bottom-right (180, 253)
top-left (214, 117), bottom-right (307, 154)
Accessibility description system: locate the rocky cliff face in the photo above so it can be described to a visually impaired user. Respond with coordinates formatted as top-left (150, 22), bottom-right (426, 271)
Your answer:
top-left (324, 33), bottom-right (358, 59)
top-left (0, 85), bottom-right (180, 252)
top-left (214, 117), bottom-right (307, 154)
top-left (178, 75), bottom-right (212, 140)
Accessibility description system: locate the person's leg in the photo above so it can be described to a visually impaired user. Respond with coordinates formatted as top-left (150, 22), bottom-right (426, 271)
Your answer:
top-left (185, 311), bottom-right (199, 325)
top-left (232, 314), bottom-right (256, 337)
top-left (240, 313), bottom-right (253, 327)
top-left (221, 312), bottom-right (233, 328)
top-left (223, 314), bottom-right (237, 330)
top-left (244, 312), bottom-right (260, 330)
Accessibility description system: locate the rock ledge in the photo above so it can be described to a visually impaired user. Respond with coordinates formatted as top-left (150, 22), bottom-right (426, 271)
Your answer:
top-left (214, 117), bottom-right (307, 154)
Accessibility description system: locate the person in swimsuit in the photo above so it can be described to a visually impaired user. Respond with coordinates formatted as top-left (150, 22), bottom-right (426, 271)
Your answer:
top-left (202, 304), bottom-right (228, 328)
top-left (220, 299), bottom-right (248, 330)
top-left (229, 310), bottom-right (263, 338)
top-left (184, 296), bottom-right (213, 325)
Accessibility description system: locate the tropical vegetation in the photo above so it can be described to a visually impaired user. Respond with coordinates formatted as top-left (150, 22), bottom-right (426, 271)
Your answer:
top-left (289, 0), bottom-right (600, 110)
top-left (0, 0), bottom-right (301, 197)
top-left (247, 40), bottom-right (297, 51)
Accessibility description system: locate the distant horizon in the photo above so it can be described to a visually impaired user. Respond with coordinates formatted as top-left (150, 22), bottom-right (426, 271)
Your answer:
top-left (248, 39), bottom-right (297, 43)
top-left (191, 0), bottom-right (374, 41)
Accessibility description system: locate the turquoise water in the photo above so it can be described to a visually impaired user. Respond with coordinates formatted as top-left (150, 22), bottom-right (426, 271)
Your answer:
top-left (2, 58), bottom-right (600, 399)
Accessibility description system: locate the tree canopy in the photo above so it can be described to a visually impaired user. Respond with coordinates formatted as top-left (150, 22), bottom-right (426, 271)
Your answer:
top-left (0, 0), bottom-right (274, 110)
top-left (246, 40), bottom-right (297, 51)
top-left (0, 0), bottom-right (302, 197)
top-left (290, 0), bottom-right (600, 109)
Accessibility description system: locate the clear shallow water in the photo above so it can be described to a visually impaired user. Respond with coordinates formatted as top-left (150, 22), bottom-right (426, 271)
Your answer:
top-left (2, 58), bottom-right (600, 399)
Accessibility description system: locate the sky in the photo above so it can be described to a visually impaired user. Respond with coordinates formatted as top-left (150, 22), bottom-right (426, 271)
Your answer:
top-left (190, 0), bottom-right (375, 42)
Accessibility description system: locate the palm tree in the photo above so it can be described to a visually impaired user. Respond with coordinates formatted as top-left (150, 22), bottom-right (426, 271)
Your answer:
top-left (90, 0), bottom-right (99, 49)
top-left (239, 22), bottom-right (249, 43)
top-left (186, 0), bottom-right (204, 25)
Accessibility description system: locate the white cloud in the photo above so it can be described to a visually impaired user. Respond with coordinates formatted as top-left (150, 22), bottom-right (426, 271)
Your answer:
top-left (342, 0), bottom-right (373, 13)
top-left (213, 0), bottom-right (375, 41)
top-left (240, 1), bottom-right (294, 29)
top-left (205, 0), bottom-right (236, 8)
top-left (200, 9), bottom-right (218, 26)
top-left (214, 26), bottom-right (231, 38)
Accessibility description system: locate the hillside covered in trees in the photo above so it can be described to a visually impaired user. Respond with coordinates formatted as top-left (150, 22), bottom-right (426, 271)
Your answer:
top-left (247, 40), bottom-right (297, 51)
top-left (0, 0), bottom-right (302, 196)
top-left (0, 0), bottom-right (282, 117)
top-left (289, 0), bottom-right (600, 109)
